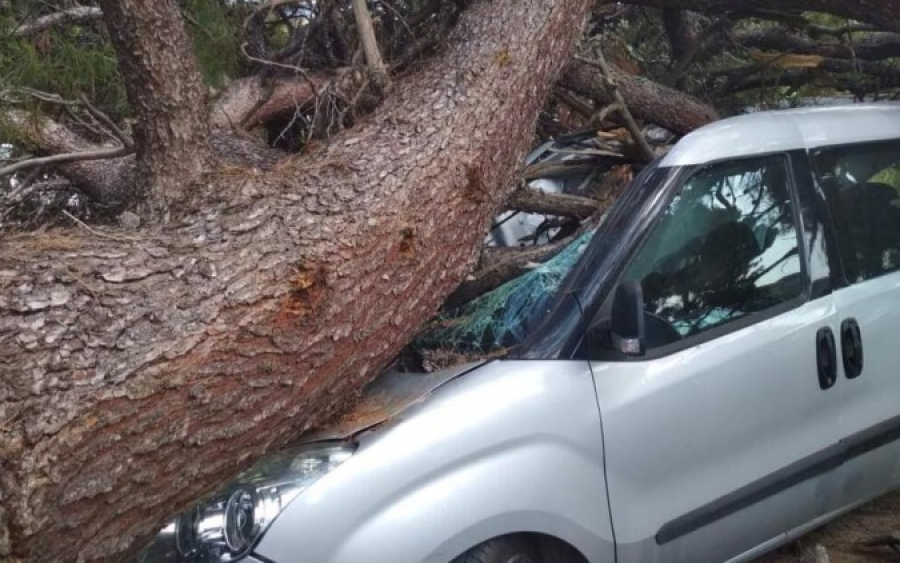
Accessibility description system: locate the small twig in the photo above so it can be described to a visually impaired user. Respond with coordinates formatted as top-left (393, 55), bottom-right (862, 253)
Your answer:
top-left (0, 146), bottom-right (130, 178)
top-left (14, 88), bottom-right (133, 149)
top-left (240, 42), bottom-right (321, 97)
top-left (0, 166), bottom-right (45, 224)
top-left (17, 87), bottom-right (76, 105)
top-left (78, 95), bottom-right (133, 149)
top-left (61, 210), bottom-right (142, 241)
top-left (2, 165), bottom-right (44, 202)
top-left (574, 54), bottom-right (656, 163)
top-left (337, 77), bottom-right (371, 125)
top-left (547, 146), bottom-right (625, 158)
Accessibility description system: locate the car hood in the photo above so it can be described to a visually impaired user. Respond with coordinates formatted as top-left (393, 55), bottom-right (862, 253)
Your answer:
top-left (305, 361), bottom-right (486, 442)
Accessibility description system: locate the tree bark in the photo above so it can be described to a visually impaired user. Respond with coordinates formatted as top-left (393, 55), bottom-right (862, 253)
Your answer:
top-left (352, 0), bottom-right (390, 90)
top-left (621, 0), bottom-right (900, 33)
top-left (560, 59), bottom-right (719, 135)
top-left (96, 0), bottom-right (213, 213)
top-left (506, 189), bottom-right (601, 218)
top-left (0, 0), bottom-right (592, 560)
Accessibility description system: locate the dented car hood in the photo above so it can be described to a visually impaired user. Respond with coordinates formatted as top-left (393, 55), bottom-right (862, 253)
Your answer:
top-left (306, 361), bottom-right (486, 441)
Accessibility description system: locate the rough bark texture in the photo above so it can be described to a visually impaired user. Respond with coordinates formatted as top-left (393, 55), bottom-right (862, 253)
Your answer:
top-left (96, 0), bottom-right (212, 210)
top-left (0, 0), bottom-right (592, 560)
top-left (561, 60), bottom-right (719, 135)
top-left (507, 188), bottom-right (600, 218)
top-left (621, 0), bottom-right (900, 33)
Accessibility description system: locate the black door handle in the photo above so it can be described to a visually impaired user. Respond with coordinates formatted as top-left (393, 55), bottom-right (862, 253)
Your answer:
top-left (816, 327), bottom-right (837, 390)
top-left (841, 318), bottom-right (864, 379)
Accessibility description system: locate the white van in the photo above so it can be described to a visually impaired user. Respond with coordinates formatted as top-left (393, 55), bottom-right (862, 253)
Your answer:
top-left (140, 104), bottom-right (900, 563)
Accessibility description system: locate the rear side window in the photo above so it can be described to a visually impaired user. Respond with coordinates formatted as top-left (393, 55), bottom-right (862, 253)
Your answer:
top-left (812, 140), bottom-right (900, 283)
top-left (623, 155), bottom-right (803, 344)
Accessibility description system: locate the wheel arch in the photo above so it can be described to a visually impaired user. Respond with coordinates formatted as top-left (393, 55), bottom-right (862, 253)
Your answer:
top-left (448, 532), bottom-right (590, 563)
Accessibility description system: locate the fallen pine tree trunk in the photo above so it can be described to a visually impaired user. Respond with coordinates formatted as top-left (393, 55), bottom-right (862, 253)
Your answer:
top-left (0, 0), bottom-right (593, 560)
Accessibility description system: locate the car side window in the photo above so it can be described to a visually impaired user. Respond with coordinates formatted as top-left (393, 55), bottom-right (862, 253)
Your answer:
top-left (622, 155), bottom-right (804, 347)
top-left (812, 140), bottom-right (900, 283)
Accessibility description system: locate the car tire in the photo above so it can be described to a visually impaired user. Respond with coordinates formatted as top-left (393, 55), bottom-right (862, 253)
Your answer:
top-left (451, 535), bottom-right (542, 563)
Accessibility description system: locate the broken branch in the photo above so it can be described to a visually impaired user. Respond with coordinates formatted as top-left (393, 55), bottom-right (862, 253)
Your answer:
top-left (506, 189), bottom-right (601, 218)
top-left (352, 0), bottom-right (390, 91)
top-left (446, 238), bottom-right (575, 309)
top-left (573, 54), bottom-right (656, 163)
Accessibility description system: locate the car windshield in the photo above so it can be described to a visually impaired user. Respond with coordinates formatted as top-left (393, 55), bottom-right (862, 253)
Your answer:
top-left (414, 161), bottom-right (678, 361)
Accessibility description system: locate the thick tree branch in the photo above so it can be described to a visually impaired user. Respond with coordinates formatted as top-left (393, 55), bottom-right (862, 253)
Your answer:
top-left (506, 189), bottom-right (601, 218)
top-left (569, 55), bottom-right (658, 162)
top-left (446, 238), bottom-right (574, 308)
top-left (725, 9), bottom-right (877, 36)
top-left (738, 30), bottom-right (900, 61)
top-left (12, 6), bottom-right (103, 37)
top-left (561, 58), bottom-right (719, 135)
top-left (524, 159), bottom-right (620, 180)
top-left (97, 0), bottom-right (213, 212)
top-left (621, 0), bottom-right (900, 33)
top-left (352, 0), bottom-right (390, 91)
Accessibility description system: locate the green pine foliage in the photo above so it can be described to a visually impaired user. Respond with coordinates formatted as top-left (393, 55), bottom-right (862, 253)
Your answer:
top-left (0, 12), bottom-right (127, 117)
top-left (0, 0), bottom-right (243, 124)
top-left (182, 0), bottom-right (244, 89)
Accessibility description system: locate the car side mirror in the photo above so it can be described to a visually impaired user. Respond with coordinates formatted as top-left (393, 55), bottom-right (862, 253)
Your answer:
top-left (611, 280), bottom-right (645, 357)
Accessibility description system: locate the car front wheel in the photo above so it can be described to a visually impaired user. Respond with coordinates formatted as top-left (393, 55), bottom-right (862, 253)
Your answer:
top-left (451, 535), bottom-right (542, 563)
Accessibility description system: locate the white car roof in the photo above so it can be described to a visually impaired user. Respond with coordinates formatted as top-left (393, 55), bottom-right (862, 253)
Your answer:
top-left (660, 103), bottom-right (900, 168)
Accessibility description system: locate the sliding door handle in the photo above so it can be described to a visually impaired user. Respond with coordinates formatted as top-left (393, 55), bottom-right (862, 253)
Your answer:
top-left (816, 327), bottom-right (837, 390)
top-left (841, 318), bottom-right (864, 379)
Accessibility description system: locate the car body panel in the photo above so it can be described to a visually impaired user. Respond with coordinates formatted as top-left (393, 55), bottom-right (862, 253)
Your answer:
top-left (591, 296), bottom-right (843, 563)
top-left (661, 104), bottom-right (900, 168)
top-left (829, 271), bottom-right (900, 511)
top-left (305, 362), bottom-right (484, 441)
top-left (254, 360), bottom-right (613, 563)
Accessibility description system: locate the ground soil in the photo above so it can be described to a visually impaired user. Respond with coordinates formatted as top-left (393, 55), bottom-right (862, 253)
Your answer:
top-left (757, 490), bottom-right (900, 562)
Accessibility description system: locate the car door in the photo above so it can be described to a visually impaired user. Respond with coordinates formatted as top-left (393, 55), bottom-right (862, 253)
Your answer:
top-left (586, 154), bottom-right (843, 563)
top-left (811, 140), bottom-right (900, 514)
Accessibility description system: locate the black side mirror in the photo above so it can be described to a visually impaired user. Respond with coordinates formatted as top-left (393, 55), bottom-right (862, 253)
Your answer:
top-left (611, 280), bottom-right (645, 356)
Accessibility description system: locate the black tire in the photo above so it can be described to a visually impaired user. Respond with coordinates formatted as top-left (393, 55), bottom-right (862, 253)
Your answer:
top-left (451, 535), bottom-right (542, 563)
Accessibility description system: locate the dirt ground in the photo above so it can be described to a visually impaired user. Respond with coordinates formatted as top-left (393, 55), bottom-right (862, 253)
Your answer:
top-left (757, 491), bottom-right (900, 563)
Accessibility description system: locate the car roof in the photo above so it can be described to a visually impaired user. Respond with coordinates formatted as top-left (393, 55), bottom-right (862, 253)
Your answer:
top-left (660, 103), bottom-right (900, 168)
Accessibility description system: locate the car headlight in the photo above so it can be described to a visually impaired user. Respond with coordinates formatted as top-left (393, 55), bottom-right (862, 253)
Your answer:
top-left (138, 442), bottom-right (355, 562)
